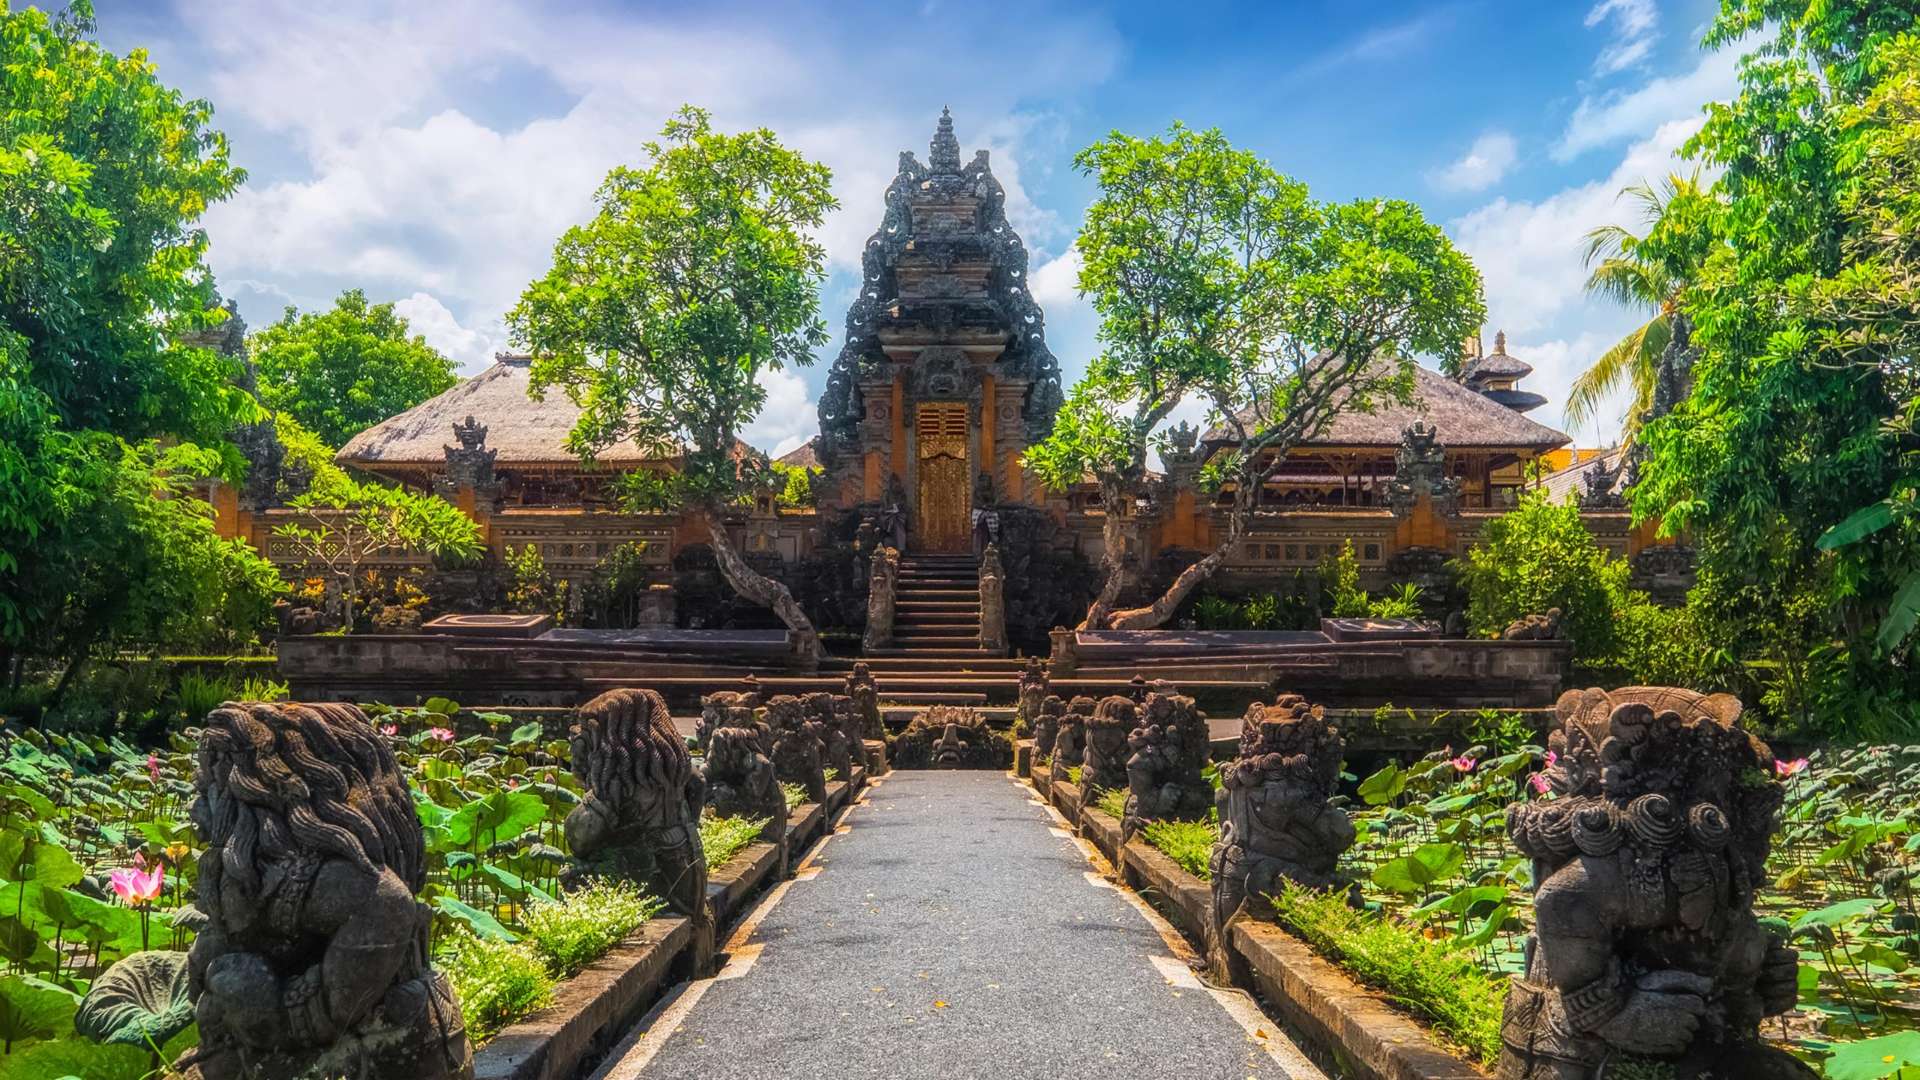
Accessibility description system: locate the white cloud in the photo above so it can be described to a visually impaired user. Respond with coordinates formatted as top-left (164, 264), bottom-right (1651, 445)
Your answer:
top-left (392, 292), bottom-right (504, 373)
top-left (1584, 0), bottom-right (1658, 76)
top-left (1502, 332), bottom-right (1632, 444)
top-left (740, 366), bottom-right (817, 458)
top-left (1430, 131), bottom-right (1518, 193)
top-left (1554, 49), bottom-right (1737, 161)
top-left (1029, 247), bottom-right (1083, 309)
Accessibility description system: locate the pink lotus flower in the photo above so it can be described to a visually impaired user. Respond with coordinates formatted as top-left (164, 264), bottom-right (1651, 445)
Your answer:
top-left (109, 860), bottom-right (164, 905)
top-left (1544, 750), bottom-right (1558, 766)
top-left (507, 779), bottom-right (519, 790)
top-left (380, 724), bottom-right (398, 737)
top-left (1450, 755), bottom-right (1477, 772)
top-left (427, 727), bottom-right (455, 743)
top-left (1529, 772), bottom-right (1551, 794)
top-left (1775, 758), bottom-right (1810, 778)
top-left (146, 754), bottom-right (161, 783)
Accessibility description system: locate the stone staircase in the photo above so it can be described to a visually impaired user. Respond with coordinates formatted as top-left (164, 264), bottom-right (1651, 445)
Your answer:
top-left (869, 554), bottom-right (992, 658)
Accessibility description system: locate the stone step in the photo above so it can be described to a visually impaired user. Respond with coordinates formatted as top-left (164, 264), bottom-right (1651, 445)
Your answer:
top-left (894, 587), bottom-right (978, 600)
top-left (892, 611), bottom-right (980, 625)
top-left (877, 691), bottom-right (989, 706)
top-left (862, 647), bottom-right (1006, 659)
top-left (892, 622), bottom-right (978, 635)
top-left (828, 657), bottom-right (1028, 673)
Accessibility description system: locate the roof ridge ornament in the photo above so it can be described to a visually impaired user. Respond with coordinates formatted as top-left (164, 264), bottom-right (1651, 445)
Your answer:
top-left (929, 106), bottom-right (962, 175)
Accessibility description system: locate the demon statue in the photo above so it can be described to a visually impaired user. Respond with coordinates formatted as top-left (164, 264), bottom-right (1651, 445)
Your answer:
top-left (1080, 696), bottom-right (1137, 796)
top-left (1504, 607), bottom-right (1566, 641)
top-left (889, 705), bottom-right (1012, 770)
top-left (1122, 689), bottom-right (1214, 841)
top-left (764, 694), bottom-right (829, 805)
top-left (1208, 695), bottom-right (1355, 979)
top-left (697, 689), bottom-right (761, 754)
top-left (804, 692), bottom-right (855, 782)
top-left (1052, 695), bottom-right (1095, 771)
top-left (1032, 694), bottom-right (1066, 764)
top-left (564, 688), bottom-right (713, 973)
top-left (1498, 688), bottom-right (1812, 1080)
top-left (845, 661), bottom-right (885, 740)
top-left (699, 723), bottom-right (789, 879)
top-left (1016, 658), bottom-right (1050, 738)
top-left (184, 702), bottom-right (473, 1080)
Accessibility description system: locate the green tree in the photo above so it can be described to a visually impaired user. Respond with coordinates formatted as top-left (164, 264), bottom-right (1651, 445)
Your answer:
top-left (273, 480), bottom-right (483, 632)
top-left (1025, 122), bottom-right (1481, 630)
top-left (1632, 0), bottom-right (1920, 729)
top-left (1565, 173), bottom-right (1718, 438)
top-left (1457, 488), bottom-right (1627, 661)
top-left (251, 289), bottom-right (458, 447)
top-left (508, 106), bottom-right (836, 658)
top-left (0, 3), bottom-right (272, 682)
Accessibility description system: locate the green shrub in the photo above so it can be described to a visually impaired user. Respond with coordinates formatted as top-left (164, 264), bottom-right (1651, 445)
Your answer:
top-left (1142, 819), bottom-right (1217, 880)
top-left (1094, 788), bottom-right (1127, 820)
top-left (522, 879), bottom-right (662, 977)
top-left (1067, 765), bottom-right (1083, 786)
top-left (1270, 882), bottom-right (1503, 1066)
top-left (700, 813), bottom-right (768, 870)
top-left (781, 781), bottom-right (806, 811)
top-left (440, 930), bottom-right (555, 1043)
top-left (1458, 488), bottom-right (1625, 660)
top-left (170, 672), bottom-right (235, 719)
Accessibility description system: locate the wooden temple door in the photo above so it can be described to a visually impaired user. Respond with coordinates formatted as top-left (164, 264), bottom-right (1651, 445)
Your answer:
top-left (914, 402), bottom-right (971, 552)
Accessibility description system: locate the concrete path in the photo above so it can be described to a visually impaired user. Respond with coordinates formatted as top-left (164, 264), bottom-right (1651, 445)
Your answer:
top-left (596, 770), bottom-right (1325, 1080)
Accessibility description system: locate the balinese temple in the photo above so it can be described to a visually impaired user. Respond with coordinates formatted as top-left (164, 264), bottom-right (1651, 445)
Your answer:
top-left (213, 111), bottom-right (1690, 623)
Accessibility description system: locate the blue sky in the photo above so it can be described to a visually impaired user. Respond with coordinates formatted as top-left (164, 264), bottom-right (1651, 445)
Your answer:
top-left (97, 0), bottom-right (1735, 455)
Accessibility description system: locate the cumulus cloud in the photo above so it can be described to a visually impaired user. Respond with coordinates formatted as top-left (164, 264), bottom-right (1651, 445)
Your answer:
top-left (1554, 49), bottom-right (1737, 161)
top-left (1584, 0), bottom-right (1658, 76)
top-left (1028, 247), bottom-right (1083, 309)
top-left (392, 292), bottom-right (504, 373)
top-left (1430, 131), bottom-right (1518, 194)
top-left (739, 366), bottom-right (818, 458)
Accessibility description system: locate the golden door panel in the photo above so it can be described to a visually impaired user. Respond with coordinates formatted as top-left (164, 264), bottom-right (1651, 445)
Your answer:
top-left (916, 402), bottom-right (971, 553)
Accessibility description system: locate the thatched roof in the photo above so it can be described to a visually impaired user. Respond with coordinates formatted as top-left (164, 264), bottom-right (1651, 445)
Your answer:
top-left (1203, 358), bottom-right (1570, 452)
top-left (1540, 447), bottom-right (1627, 502)
top-left (339, 354), bottom-right (670, 467)
top-left (777, 437), bottom-right (820, 469)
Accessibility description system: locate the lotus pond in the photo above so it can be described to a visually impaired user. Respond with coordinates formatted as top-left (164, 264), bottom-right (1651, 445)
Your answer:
top-left (0, 697), bottom-right (779, 1080)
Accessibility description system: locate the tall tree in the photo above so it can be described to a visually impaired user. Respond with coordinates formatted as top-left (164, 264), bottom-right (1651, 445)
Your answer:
top-left (1025, 123), bottom-right (1481, 630)
top-left (508, 106), bottom-right (837, 658)
top-left (0, 3), bottom-right (279, 681)
top-left (251, 288), bottom-right (458, 447)
top-left (1565, 173), bottom-right (1718, 439)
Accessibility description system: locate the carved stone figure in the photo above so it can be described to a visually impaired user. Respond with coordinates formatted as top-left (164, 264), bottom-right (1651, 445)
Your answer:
top-left (1499, 688), bottom-right (1811, 1080)
top-left (862, 546), bottom-right (899, 652)
top-left (1032, 694), bottom-right (1066, 763)
top-left (1504, 607), bottom-right (1566, 641)
top-left (1386, 422), bottom-right (1463, 518)
top-left (845, 661), bottom-right (884, 740)
top-left (1122, 690), bottom-right (1214, 841)
top-left (434, 416), bottom-right (500, 512)
top-left (979, 544), bottom-right (1008, 654)
top-left (831, 696), bottom-right (868, 774)
top-left (804, 692), bottom-right (855, 781)
top-left (1208, 695), bottom-right (1355, 978)
top-left (764, 694), bottom-right (829, 805)
top-left (697, 690), bottom-right (761, 754)
top-left (1051, 695), bottom-right (1094, 770)
top-left (1015, 658), bottom-right (1049, 738)
top-left (1081, 696), bottom-right (1137, 795)
top-left (185, 702), bottom-right (473, 1080)
top-left (699, 724), bottom-right (789, 879)
top-left (1575, 455), bottom-right (1627, 510)
top-left (890, 705), bottom-right (1012, 770)
top-left (563, 688), bottom-right (713, 972)
top-left (272, 599), bottom-right (324, 637)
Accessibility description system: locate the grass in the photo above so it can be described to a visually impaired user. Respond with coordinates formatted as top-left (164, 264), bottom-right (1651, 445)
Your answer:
top-left (1094, 788), bottom-right (1127, 820)
top-left (1269, 882), bottom-right (1504, 1067)
top-left (825, 767), bottom-right (840, 783)
top-left (440, 930), bottom-right (556, 1043)
top-left (1142, 819), bottom-right (1217, 881)
top-left (700, 813), bottom-right (769, 870)
top-left (1067, 765), bottom-right (1083, 786)
top-left (781, 781), bottom-right (806, 811)
top-left (522, 879), bottom-right (663, 977)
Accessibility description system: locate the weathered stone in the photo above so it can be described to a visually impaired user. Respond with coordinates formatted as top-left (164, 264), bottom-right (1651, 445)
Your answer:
top-left (764, 694), bottom-right (829, 805)
top-left (804, 691), bottom-right (855, 781)
top-left (696, 690), bottom-right (760, 754)
top-left (1498, 688), bottom-right (1811, 1080)
top-left (186, 701), bottom-right (474, 1080)
top-left (1386, 422), bottom-right (1462, 518)
top-left (1503, 607), bottom-right (1565, 641)
top-left (564, 688), bottom-right (714, 974)
top-left (1122, 689), bottom-right (1213, 841)
top-left (890, 705), bottom-right (1011, 770)
top-left (1049, 626), bottom-right (1078, 673)
top-left (699, 724), bottom-right (789, 880)
top-left (979, 543), bottom-right (1008, 654)
top-left (1208, 694), bottom-right (1354, 980)
top-left (1031, 694), bottom-right (1065, 763)
top-left (1051, 695), bottom-right (1094, 769)
top-left (862, 546), bottom-right (899, 652)
top-left (1015, 658), bottom-right (1049, 737)
top-left (435, 415), bottom-right (501, 512)
top-left (1081, 696), bottom-right (1136, 795)
top-left (844, 661), bottom-right (884, 740)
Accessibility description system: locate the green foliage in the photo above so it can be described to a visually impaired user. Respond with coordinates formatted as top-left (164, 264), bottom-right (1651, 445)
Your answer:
top-left (438, 929), bottom-right (555, 1044)
top-left (769, 461), bottom-right (818, 509)
top-left (250, 289), bottom-right (457, 447)
top-left (521, 880), bottom-right (661, 977)
top-left (274, 479), bottom-right (482, 630)
top-left (1324, 539), bottom-right (1368, 618)
top-left (781, 782), bottom-right (806, 812)
top-left (699, 813), bottom-right (768, 870)
top-left (1142, 819), bottom-right (1216, 881)
top-left (1271, 882), bottom-right (1504, 1066)
top-left (1093, 788), bottom-right (1127, 821)
top-left (0, 2), bottom-right (256, 656)
top-left (1459, 488), bottom-right (1622, 657)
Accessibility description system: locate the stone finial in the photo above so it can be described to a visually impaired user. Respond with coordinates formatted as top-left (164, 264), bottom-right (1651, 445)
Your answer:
top-left (1032, 694), bottom-right (1066, 763)
top-left (804, 691), bottom-right (855, 781)
top-left (978, 543), bottom-right (1008, 655)
top-left (844, 661), bottom-right (884, 741)
top-left (439, 414), bottom-right (498, 506)
top-left (1015, 658), bottom-right (1050, 736)
top-left (1498, 688), bottom-right (1811, 1080)
top-left (185, 702), bottom-right (473, 1080)
top-left (564, 688), bottom-right (714, 971)
top-left (929, 106), bottom-right (962, 174)
top-left (1386, 421), bottom-right (1462, 518)
top-left (1494, 329), bottom-right (1508, 355)
top-left (1051, 695), bottom-right (1095, 769)
top-left (1162, 420), bottom-right (1202, 488)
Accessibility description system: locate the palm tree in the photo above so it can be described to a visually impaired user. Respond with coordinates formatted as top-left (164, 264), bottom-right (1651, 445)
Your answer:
top-left (1567, 172), bottom-right (1715, 440)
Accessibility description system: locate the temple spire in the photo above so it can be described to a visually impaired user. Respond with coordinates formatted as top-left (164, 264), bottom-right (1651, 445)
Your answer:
top-left (929, 106), bottom-right (961, 174)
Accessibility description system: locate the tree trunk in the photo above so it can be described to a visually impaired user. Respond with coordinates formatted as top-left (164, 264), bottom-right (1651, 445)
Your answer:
top-left (702, 509), bottom-right (823, 666)
top-left (1078, 478), bottom-right (1135, 632)
top-left (1101, 482), bottom-right (1255, 631)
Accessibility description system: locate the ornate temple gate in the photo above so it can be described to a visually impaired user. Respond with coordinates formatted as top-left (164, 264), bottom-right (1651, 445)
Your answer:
top-left (915, 402), bottom-right (970, 552)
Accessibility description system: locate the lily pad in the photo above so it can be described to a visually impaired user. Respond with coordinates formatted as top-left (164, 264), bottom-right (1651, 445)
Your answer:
top-left (75, 950), bottom-right (195, 1048)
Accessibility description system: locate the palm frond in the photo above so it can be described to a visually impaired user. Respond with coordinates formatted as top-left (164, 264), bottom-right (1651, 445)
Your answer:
top-left (1564, 318), bottom-right (1664, 432)
top-left (1584, 259), bottom-right (1669, 311)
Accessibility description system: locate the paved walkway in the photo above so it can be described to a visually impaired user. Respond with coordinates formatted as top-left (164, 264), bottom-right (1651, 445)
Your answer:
top-left (596, 770), bottom-right (1325, 1080)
